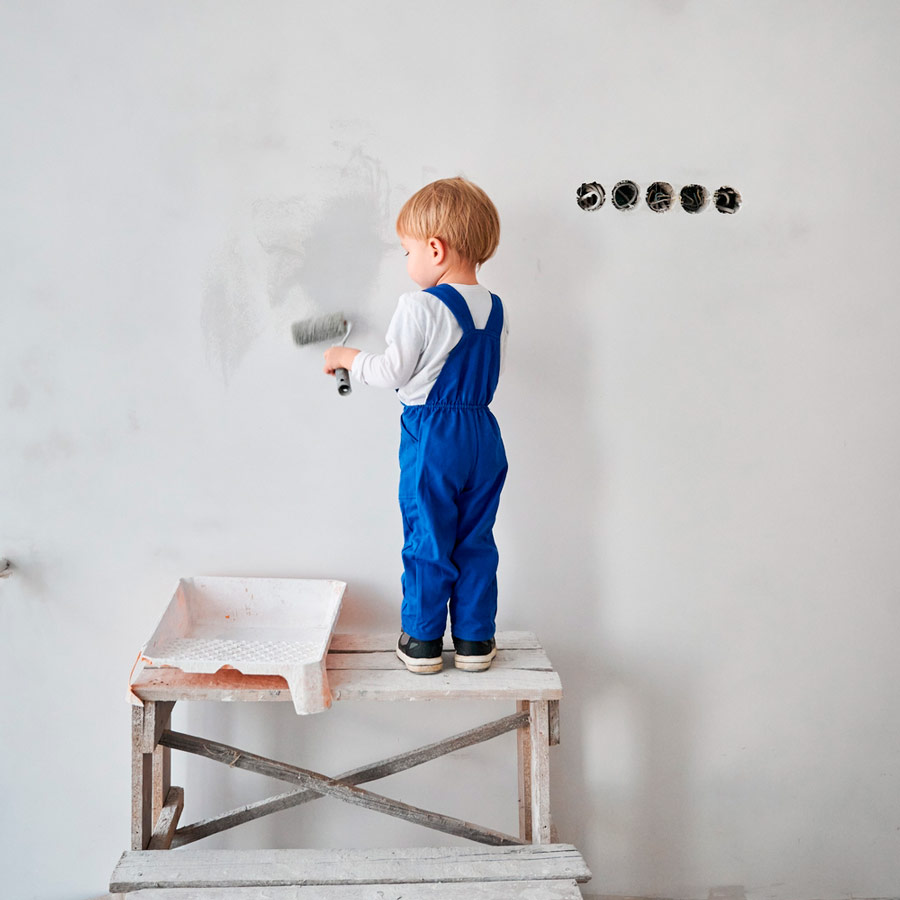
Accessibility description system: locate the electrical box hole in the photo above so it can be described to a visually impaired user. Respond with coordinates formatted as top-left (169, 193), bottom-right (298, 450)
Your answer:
top-left (680, 184), bottom-right (709, 214)
top-left (611, 180), bottom-right (640, 210)
top-left (576, 182), bottom-right (605, 211)
top-left (714, 186), bottom-right (742, 214)
top-left (646, 182), bottom-right (675, 213)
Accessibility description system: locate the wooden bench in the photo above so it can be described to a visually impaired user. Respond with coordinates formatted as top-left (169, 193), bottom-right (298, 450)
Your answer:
top-left (119, 631), bottom-right (589, 897)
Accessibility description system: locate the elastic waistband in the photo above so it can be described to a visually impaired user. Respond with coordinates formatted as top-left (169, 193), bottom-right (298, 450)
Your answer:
top-left (403, 401), bottom-right (491, 411)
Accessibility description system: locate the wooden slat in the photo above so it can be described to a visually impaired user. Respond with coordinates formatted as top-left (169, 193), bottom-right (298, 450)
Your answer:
top-left (110, 845), bottom-right (592, 892)
top-left (329, 668), bottom-right (562, 702)
top-left (529, 701), bottom-right (552, 844)
top-left (131, 668), bottom-right (290, 702)
top-left (549, 699), bottom-right (561, 746)
top-left (131, 666), bottom-right (562, 704)
top-left (148, 786), bottom-right (184, 850)
top-left (123, 879), bottom-right (583, 899)
top-left (152, 742), bottom-right (171, 825)
top-left (516, 699), bottom-right (532, 842)
top-left (131, 705), bottom-right (152, 851)
top-left (326, 647), bottom-right (553, 671)
top-left (160, 730), bottom-right (521, 847)
top-left (172, 711), bottom-right (528, 846)
top-left (141, 700), bottom-right (175, 753)
top-left (329, 631), bottom-right (542, 653)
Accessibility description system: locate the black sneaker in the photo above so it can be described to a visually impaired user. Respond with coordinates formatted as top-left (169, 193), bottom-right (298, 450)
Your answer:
top-left (452, 636), bottom-right (497, 672)
top-left (396, 632), bottom-right (444, 674)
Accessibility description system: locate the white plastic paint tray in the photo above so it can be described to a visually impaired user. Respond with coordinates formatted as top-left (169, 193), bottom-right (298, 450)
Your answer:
top-left (133, 576), bottom-right (346, 714)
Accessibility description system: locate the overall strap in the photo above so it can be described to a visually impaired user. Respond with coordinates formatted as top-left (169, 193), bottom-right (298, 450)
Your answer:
top-left (485, 293), bottom-right (504, 335)
top-left (423, 284), bottom-right (476, 332)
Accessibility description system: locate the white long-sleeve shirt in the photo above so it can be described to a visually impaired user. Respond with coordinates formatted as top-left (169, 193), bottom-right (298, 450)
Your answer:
top-left (351, 283), bottom-right (509, 406)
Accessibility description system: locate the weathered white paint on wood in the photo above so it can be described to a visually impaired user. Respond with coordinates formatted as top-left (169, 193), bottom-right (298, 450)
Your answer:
top-left (132, 663), bottom-right (561, 704)
top-left (127, 631), bottom-right (562, 856)
top-left (517, 699), bottom-right (533, 843)
top-left (325, 647), bottom-right (553, 671)
top-left (529, 701), bottom-right (553, 844)
top-left (130, 632), bottom-right (562, 704)
top-left (327, 668), bottom-right (561, 702)
top-left (120, 879), bottom-right (584, 899)
top-left (109, 845), bottom-right (592, 892)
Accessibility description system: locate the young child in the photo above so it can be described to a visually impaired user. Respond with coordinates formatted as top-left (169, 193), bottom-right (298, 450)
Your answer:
top-left (323, 177), bottom-right (508, 675)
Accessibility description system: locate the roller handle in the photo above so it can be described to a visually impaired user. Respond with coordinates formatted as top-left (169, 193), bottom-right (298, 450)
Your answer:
top-left (335, 367), bottom-right (352, 396)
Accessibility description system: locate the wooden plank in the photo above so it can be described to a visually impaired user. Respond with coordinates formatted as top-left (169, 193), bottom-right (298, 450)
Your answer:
top-left (131, 666), bottom-right (562, 704)
top-left (110, 845), bottom-right (592, 891)
top-left (148, 786), bottom-right (184, 851)
top-left (131, 705), bottom-right (152, 851)
top-left (159, 730), bottom-right (521, 847)
top-left (329, 668), bottom-right (562, 702)
top-left (172, 711), bottom-right (528, 846)
top-left (131, 668), bottom-right (290, 703)
top-left (329, 631), bottom-right (542, 653)
top-left (516, 699), bottom-right (532, 843)
top-left (141, 700), bottom-right (175, 753)
top-left (549, 699), bottom-right (561, 746)
top-left (326, 647), bottom-right (553, 671)
top-left (152, 742), bottom-right (171, 825)
top-left (529, 701), bottom-right (552, 844)
top-left (123, 879), bottom-right (583, 899)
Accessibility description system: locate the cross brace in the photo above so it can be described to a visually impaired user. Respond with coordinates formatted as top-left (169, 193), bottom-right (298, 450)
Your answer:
top-left (162, 710), bottom-right (530, 847)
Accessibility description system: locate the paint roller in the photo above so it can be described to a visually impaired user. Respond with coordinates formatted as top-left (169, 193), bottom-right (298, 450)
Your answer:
top-left (291, 312), bottom-right (353, 395)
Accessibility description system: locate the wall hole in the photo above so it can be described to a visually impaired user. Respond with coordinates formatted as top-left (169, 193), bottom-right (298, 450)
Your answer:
top-left (714, 186), bottom-right (742, 214)
top-left (576, 182), bottom-right (605, 211)
top-left (646, 182), bottom-right (675, 213)
top-left (680, 184), bottom-right (708, 214)
top-left (611, 180), bottom-right (640, 210)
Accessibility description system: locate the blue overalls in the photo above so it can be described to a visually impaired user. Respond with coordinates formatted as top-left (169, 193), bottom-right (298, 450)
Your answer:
top-left (398, 284), bottom-right (508, 642)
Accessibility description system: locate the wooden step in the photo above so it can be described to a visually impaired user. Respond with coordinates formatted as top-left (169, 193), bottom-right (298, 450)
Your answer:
top-left (113, 880), bottom-right (583, 898)
top-left (110, 845), bottom-right (591, 893)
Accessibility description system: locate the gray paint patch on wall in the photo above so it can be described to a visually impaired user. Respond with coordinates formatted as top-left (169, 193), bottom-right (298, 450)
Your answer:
top-left (202, 145), bottom-right (394, 384)
top-left (293, 192), bottom-right (393, 316)
top-left (252, 196), bottom-right (315, 310)
top-left (202, 236), bottom-right (265, 385)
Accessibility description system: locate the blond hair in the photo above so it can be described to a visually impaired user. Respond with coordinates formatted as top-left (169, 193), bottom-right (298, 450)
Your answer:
top-left (396, 177), bottom-right (500, 267)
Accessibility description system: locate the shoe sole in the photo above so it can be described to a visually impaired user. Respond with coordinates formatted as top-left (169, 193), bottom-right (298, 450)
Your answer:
top-left (396, 646), bottom-right (443, 674)
top-left (454, 646), bottom-right (497, 672)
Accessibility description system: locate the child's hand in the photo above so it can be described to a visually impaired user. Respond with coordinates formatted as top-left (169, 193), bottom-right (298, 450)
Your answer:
top-left (323, 346), bottom-right (359, 375)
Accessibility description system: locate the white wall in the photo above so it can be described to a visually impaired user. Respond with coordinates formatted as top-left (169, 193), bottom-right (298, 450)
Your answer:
top-left (2, 2), bottom-right (899, 898)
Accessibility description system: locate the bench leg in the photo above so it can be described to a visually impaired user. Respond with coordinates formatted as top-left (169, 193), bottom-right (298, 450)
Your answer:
top-left (528, 700), bottom-right (552, 843)
top-left (516, 700), bottom-right (532, 842)
top-left (131, 700), bottom-right (176, 850)
top-left (131, 705), bottom-right (152, 850)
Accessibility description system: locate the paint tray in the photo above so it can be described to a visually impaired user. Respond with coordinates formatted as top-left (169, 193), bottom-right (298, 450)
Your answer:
top-left (133, 576), bottom-right (346, 714)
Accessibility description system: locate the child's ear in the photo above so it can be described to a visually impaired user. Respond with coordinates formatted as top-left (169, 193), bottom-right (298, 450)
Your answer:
top-left (428, 237), bottom-right (447, 264)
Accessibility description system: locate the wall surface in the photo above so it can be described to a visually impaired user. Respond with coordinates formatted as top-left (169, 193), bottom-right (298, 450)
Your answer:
top-left (2, 2), bottom-right (899, 899)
